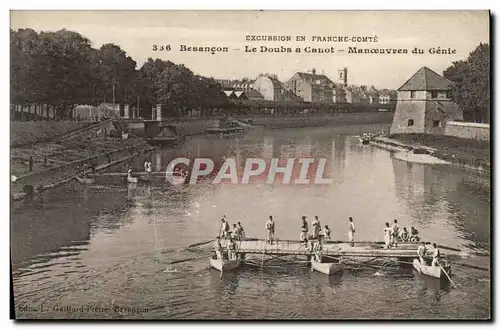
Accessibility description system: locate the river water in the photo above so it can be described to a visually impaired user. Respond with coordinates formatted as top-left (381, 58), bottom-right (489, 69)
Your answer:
top-left (11, 124), bottom-right (491, 319)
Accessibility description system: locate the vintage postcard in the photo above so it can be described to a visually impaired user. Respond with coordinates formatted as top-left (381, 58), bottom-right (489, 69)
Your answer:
top-left (10, 10), bottom-right (490, 320)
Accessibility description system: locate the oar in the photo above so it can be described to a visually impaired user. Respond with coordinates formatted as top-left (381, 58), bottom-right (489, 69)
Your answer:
top-left (187, 240), bottom-right (214, 249)
top-left (168, 257), bottom-right (200, 265)
top-left (437, 260), bottom-right (460, 291)
top-left (220, 254), bottom-right (224, 279)
top-left (454, 262), bottom-right (490, 272)
top-left (430, 244), bottom-right (489, 257)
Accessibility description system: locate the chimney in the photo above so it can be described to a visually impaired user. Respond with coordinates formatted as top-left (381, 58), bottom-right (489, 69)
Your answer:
top-left (312, 68), bottom-right (316, 76)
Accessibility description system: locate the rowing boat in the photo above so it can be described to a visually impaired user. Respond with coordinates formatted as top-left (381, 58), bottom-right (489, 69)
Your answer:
top-left (209, 257), bottom-right (241, 272)
top-left (413, 258), bottom-right (452, 279)
top-left (311, 255), bottom-right (344, 275)
top-left (76, 176), bottom-right (95, 184)
top-left (127, 176), bottom-right (138, 183)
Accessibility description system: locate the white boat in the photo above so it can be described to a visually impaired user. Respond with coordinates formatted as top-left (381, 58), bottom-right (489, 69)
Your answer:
top-left (127, 176), bottom-right (138, 183)
top-left (311, 256), bottom-right (344, 275)
top-left (76, 176), bottom-right (95, 184)
top-left (413, 258), bottom-right (452, 279)
top-left (209, 257), bottom-right (241, 272)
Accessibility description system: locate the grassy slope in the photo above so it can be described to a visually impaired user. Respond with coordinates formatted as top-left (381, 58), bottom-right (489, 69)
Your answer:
top-left (11, 121), bottom-right (88, 146)
top-left (389, 133), bottom-right (490, 170)
top-left (10, 121), bottom-right (143, 175)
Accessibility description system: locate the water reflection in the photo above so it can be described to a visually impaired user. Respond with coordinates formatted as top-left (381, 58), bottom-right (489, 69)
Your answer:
top-left (11, 124), bottom-right (490, 319)
top-left (391, 157), bottom-right (490, 251)
top-left (11, 185), bottom-right (92, 270)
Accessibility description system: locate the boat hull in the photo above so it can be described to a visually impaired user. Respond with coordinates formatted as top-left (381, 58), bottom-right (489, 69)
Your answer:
top-left (413, 258), bottom-right (451, 279)
top-left (311, 258), bottom-right (344, 275)
top-left (76, 176), bottom-right (95, 184)
top-left (209, 258), bottom-right (241, 272)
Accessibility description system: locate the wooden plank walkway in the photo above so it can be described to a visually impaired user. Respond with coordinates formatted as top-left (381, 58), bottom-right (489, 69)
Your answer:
top-left (219, 239), bottom-right (442, 259)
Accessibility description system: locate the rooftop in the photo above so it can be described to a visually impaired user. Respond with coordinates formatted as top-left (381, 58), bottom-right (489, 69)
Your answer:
top-left (398, 66), bottom-right (454, 91)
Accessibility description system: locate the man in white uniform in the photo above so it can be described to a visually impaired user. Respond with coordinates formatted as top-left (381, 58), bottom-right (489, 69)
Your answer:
top-left (383, 222), bottom-right (392, 249)
top-left (265, 216), bottom-right (275, 244)
top-left (417, 242), bottom-right (427, 264)
top-left (348, 217), bottom-right (355, 247)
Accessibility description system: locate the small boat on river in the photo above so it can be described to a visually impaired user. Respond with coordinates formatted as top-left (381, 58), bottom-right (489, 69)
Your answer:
top-left (311, 255), bottom-right (344, 275)
top-left (209, 252), bottom-right (241, 272)
top-left (413, 258), bottom-right (452, 279)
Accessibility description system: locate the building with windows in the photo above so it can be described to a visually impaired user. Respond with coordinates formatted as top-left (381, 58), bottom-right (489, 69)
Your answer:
top-left (379, 90), bottom-right (398, 104)
top-left (286, 69), bottom-right (337, 103)
top-left (390, 66), bottom-right (463, 135)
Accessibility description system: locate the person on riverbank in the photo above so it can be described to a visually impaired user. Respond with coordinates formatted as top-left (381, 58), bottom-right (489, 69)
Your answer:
top-left (431, 243), bottom-right (441, 267)
top-left (220, 216), bottom-right (230, 238)
top-left (312, 216), bottom-right (321, 239)
top-left (348, 217), bottom-right (355, 247)
top-left (417, 242), bottom-right (427, 265)
top-left (146, 160), bottom-right (152, 179)
top-left (384, 222), bottom-right (392, 249)
top-left (300, 216), bottom-right (309, 242)
top-left (265, 216), bottom-right (275, 244)
top-left (391, 219), bottom-right (400, 247)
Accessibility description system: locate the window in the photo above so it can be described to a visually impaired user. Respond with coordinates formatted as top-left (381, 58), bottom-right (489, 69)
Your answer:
top-left (431, 91), bottom-right (438, 98)
top-left (446, 91), bottom-right (452, 98)
top-left (410, 91), bottom-right (416, 99)
top-left (408, 119), bottom-right (414, 126)
top-left (433, 120), bottom-right (440, 127)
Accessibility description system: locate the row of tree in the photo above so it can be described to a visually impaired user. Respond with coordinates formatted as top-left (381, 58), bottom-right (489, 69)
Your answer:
top-left (10, 28), bottom-right (490, 122)
top-left (10, 28), bottom-right (229, 118)
top-left (443, 43), bottom-right (490, 123)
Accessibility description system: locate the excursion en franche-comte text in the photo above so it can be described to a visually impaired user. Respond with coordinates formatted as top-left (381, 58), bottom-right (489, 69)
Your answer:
top-left (152, 35), bottom-right (457, 55)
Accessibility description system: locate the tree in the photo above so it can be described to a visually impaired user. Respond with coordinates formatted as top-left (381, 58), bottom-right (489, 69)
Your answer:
top-left (443, 43), bottom-right (490, 123)
top-left (11, 28), bottom-right (228, 120)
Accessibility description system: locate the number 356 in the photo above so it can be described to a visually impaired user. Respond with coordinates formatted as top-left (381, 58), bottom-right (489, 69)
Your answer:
top-left (153, 45), bottom-right (171, 51)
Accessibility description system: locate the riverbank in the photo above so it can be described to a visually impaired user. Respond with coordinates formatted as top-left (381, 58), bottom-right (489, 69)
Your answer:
top-left (11, 121), bottom-right (145, 176)
top-left (10, 120), bottom-right (157, 199)
top-left (237, 112), bottom-right (394, 129)
top-left (372, 133), bottom-right (490, 174)
top-left (123, 112), bottom-right (395, 136)
top-left (11, 121), bottom-right (89, 146)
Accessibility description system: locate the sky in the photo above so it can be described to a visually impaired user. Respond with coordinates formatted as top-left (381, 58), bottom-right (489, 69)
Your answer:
top-left (10, 10), bottom-right (490, 90)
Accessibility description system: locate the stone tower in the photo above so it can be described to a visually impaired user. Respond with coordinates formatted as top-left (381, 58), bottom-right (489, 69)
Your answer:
top-left (390, 66), bottom-right (463, 135)
top-left (338, 67), bottom-right (348, 86)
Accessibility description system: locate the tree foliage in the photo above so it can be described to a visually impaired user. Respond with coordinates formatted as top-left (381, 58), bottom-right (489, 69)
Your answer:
top-left (443, 43), bottom-right (490, 123)
top-left (10, 28), bottom-right (228, 118)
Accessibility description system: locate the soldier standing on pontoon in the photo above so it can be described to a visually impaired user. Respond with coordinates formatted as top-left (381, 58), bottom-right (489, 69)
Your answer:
top-left (312, 216), bottom-right (321, 239)
top-left (348, 217), bottom-right (356, 247)
top-left (300, 216), bottom-right (309, 242)
top-left (265, 216), bottom-right (275, 244)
